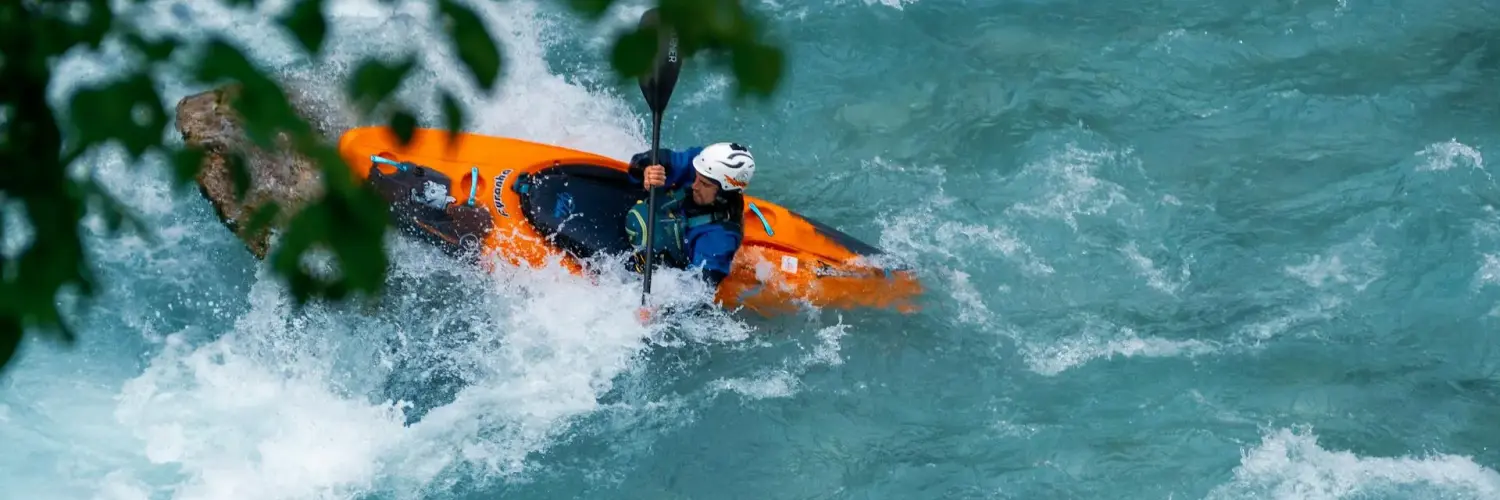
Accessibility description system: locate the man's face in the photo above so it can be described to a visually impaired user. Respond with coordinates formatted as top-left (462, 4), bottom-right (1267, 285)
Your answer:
top-left (692, 174), bottom-right (720, 204)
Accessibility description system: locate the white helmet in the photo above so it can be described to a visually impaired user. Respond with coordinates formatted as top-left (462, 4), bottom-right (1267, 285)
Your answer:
top-left (691, 142), bottom-right (755, 192)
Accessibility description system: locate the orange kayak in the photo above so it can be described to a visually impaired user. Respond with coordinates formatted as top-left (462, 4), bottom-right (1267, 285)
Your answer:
top-left (337, 126), bottom-right (922, 316)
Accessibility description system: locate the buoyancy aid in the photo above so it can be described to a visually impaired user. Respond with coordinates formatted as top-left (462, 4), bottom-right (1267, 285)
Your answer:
top-left (624, 188), bottom-right (743, 270)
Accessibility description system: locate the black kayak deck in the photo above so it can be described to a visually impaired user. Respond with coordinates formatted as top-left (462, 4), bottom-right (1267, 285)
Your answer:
top-left (507, 163), bottom-right (900, 268)
top-left (511, 163), bottom-right (644, 261)
top-left (368, 156), bottom-right (899, 273)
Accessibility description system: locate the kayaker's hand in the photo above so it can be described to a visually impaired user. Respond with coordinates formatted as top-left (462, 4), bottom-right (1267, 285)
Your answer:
top-left (643, 165), bottom-right (665, 189)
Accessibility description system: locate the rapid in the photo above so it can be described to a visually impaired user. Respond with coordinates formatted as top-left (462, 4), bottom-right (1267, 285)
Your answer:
top-left (3, 0), bottom-right (1500, 498)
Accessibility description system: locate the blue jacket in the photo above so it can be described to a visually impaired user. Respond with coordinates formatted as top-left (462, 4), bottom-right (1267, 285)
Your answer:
top-left (626, 146), bottom-right (744, 287)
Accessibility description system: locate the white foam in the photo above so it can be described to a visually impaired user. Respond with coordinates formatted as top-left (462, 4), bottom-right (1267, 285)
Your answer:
top-left (1207, 427), bottom-right (1500, 500)
top-left (708, 321), bottom-right (852, 400)
top-left (102, 237), bottom-right (731, 497)
top-left (681, 73), bottom-right (731, 108)
top-left (1120, 240), bottom-right (1191, 295)
top-left (1284, 234), bottom-right (1383, 293)
top-left (1238, 294), bottom-right (1345, 343)
top-left (1416, 139), bottom-right (1485, 172)
top-left (0, 198), bottom-right (30, 260)
top-left (1022, 315), bottom-right (1219, 376)
top-left (946, 269), bottom-right (993, 326)
top-left (860, 0), bottom-right (921, 10)
top-left (872, 155), bottom-right (1053, 279)
top-left (1235, 233), bottom-right (1383, 346)
top-left (427, 0), bottom-right (646, 156)
top-left (1477, 253), bottom-right (1500, 286)
top-left (576, 0), bottom-right (651, 57)
top-left (383, 262), bottom-right (681, 482)
top-left (802, 322), bottom-right (849, 367)
top-left (709, 370), bottom-right (800, 400)
top-left (1006, 143), bottom-right (1137, 231)
top-left (112, 271), bottom-right (410, 499)
top-left (98, 470), bottom-right (153, 500)
top-left (2, 0), bottom-right (748, 498)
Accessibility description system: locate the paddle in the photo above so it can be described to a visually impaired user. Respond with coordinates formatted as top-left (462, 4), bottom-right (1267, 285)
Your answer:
top-left (636, 7), bottom-right (683, 310)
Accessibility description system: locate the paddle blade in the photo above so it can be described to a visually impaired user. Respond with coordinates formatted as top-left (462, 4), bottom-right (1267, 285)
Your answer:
top-left (635, 8), bottom-right (682, 114)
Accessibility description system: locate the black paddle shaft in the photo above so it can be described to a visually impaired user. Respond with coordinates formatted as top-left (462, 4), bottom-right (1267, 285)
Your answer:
top-left (636, 8), bottom-right (682, 305)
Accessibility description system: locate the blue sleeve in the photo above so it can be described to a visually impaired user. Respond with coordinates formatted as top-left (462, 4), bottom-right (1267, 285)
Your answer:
top-left (689, 226), bottom-right (741, 282)
top-left (625, 146), bottom-right (704, 189)
top-left (661, 146), bottom-right (703, 190)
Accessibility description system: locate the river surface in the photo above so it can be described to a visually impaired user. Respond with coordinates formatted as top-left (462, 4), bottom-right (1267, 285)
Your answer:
top-left (4, 0), bottom-right (1500, 498)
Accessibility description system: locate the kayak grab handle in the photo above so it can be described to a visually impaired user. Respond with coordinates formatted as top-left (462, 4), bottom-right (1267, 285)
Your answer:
top-left (467, 166), bottom-right (478, 206)
top-left (370, 155), bottom-right (412, 172)
top-left (748, 202), bottom-right (773, 237)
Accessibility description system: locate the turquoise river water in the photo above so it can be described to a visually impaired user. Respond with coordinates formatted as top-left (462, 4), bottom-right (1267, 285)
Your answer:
top-left (4, 0), bottom-right (1500, 498)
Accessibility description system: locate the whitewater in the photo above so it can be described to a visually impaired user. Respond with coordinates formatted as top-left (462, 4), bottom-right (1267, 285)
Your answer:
top-left (4, 0), bottom-right (1500, 498)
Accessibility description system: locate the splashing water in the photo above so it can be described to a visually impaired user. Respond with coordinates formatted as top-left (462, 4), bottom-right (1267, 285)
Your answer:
top-left (7, 0), bottom-right (1500, 498)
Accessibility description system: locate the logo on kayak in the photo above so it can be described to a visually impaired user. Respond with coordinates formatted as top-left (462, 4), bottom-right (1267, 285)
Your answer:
top-left (493, 169), bottom-right (513, 217)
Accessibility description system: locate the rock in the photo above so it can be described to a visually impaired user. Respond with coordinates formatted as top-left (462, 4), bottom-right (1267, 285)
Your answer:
top-left (173, 84), bottom-right (329, 259)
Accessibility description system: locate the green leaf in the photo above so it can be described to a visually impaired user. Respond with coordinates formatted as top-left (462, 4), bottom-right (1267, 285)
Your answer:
top-left (565, 0), bottom-right (617, 20)
top-left (0, 317), bottom-right (19, 371)
top-left (439, 89), bottom-right (463, 149)
top-left (12, 193), bottom-right (95, 328)
top-left (72, 0), bottom-right (116, 49)
top-left (269, 203), bottom-right (328, 304)
top-left (261, 137), bottom-right (390, 307)
top-left (65, 71), bottom-right (169, 161)
top-left (66, 88), bottom-right (107, 153)
top-left (193, 40), bottom-right (309, 150)
top-left (304, 143), bottom-right (388, 239)
top-left (194, 40), bottom-right (257, 83)
top-left (302, 142), bottom-right (357, 194)
top-left (168, 145), bottom-right (207, 190)
top-left (610, 26), bottom-right (658, 80)
top-left (345, 56), bottom-right (415, 116)
top-left (0, 0), bottom-right (795, 379)
top-left (0, 0), bottom-right (96, 376)
top-left (279, 0), bottom-right (327, 56)
top-left (390, 108), bottom-right (416, 146)
top-left (227, 150), bottom-right (252, 201)
top-left (243, 200), bottom-right (282, 238)
top-left (323, 190), bottom-right (388, 293)
top-left (122, 31), bottom-right (178, 62)
top-left (731, 41), bottom-right (784, 99)
top-left (436, 0), bottom-right (503, 91)
top-left (193, 40), bottom-right (249, 82)
top-left (78, 176), bottom-right (150, 241)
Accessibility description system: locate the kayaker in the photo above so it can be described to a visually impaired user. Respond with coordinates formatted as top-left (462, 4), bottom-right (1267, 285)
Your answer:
top-left (623, 142), bottom-right (757, 292)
